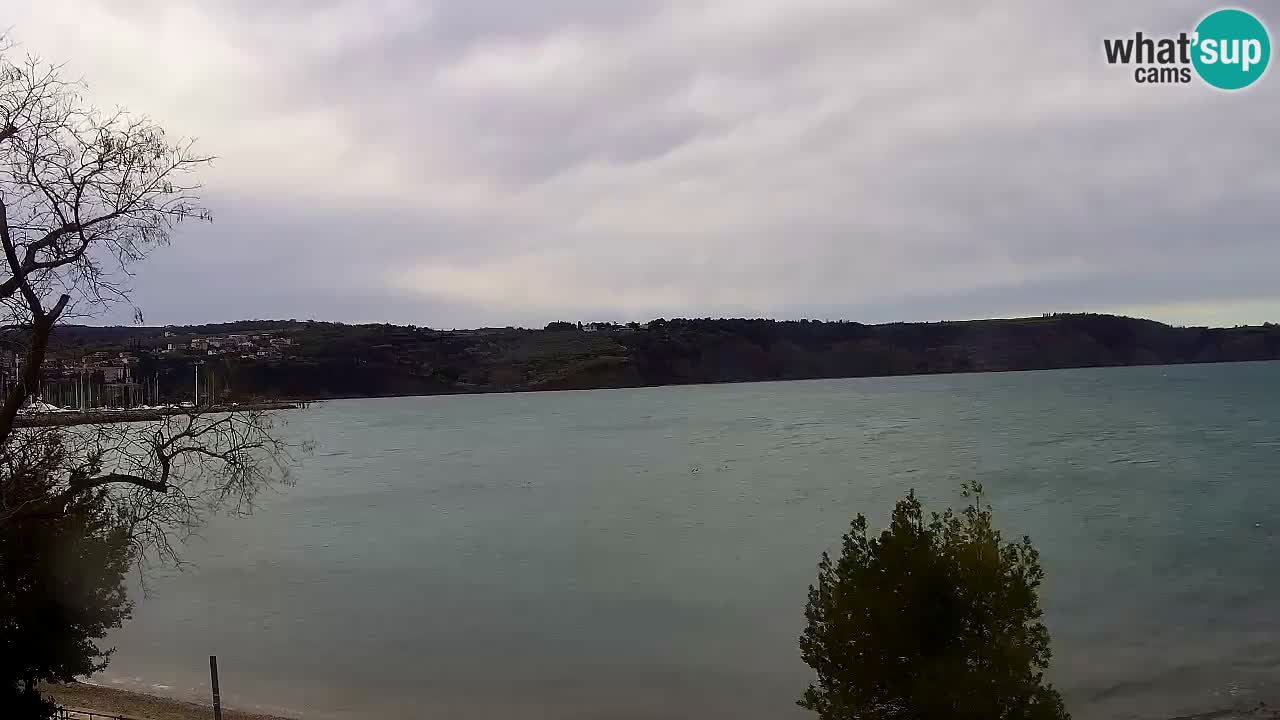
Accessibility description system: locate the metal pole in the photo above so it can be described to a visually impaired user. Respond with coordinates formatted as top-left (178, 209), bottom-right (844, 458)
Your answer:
top-left (194, 364), bottom-right (199, 406)
top-left (210, 655), bottom-right (222, 720)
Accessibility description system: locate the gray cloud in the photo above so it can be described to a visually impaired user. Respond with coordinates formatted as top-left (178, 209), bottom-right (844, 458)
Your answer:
top-left (9, 0), bottom-right (1280, 327)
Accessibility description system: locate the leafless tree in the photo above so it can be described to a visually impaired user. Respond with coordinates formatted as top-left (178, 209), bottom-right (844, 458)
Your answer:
top-left (2, 410), bottom-right (298, 571)
top-left (0, 42), bottom-right (300, 566)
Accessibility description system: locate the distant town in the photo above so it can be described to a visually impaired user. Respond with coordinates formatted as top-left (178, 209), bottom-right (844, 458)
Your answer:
top-left (2, 327), bottom-right (303, 412)
top-left (171, 330), bottom-right (298, 358)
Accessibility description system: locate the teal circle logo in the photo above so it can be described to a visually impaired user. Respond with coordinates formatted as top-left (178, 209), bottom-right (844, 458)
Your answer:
top-left (1192, 8), bottom-right (1270, 90)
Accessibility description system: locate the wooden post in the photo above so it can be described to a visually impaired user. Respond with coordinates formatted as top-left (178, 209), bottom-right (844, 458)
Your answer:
top-left (210, 655), bottom-right (222, 720)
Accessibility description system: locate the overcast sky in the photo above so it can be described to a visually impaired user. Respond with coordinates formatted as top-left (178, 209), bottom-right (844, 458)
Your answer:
top-left (8, 1), bottom-right (1279, 328)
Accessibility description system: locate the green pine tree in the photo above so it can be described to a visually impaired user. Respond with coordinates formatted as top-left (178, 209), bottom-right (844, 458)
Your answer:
top-left (799, 484), bottom-right (1069, 720)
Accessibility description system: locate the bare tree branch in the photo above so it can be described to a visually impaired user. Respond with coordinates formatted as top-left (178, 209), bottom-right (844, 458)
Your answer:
top-left (67, 472), bottom-right (168, 495)
top-left (0, 43), bottom-right (301, 576)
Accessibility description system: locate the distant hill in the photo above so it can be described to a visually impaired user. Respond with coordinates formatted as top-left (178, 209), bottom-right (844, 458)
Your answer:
top-left (37, 314), bottom-right (1280, 400)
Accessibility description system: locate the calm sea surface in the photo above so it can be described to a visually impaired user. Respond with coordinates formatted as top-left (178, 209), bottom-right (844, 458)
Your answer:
top-left (98, 362), bottom-right (1280, 719)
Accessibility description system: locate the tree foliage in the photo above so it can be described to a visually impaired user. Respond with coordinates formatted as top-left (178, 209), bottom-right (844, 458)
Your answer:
top-left (799, 485), bottom-right (1069, 720)
top-left (1, 432), bottom-right (132, 716)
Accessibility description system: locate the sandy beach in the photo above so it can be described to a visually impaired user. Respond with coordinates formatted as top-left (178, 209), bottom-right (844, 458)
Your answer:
top-left (44, 683), bottom-right (298, 720)
top-left (37, 676), bottom-right (1280, 717)
top-left (41, 681), bottom-right (1280, 720)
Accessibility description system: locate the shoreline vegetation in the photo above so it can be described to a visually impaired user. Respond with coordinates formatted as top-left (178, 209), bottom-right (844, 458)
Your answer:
top-left (44, 313), bottom-right (1280, 402)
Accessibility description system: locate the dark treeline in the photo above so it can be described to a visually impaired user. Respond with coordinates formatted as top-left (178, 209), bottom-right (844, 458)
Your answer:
top-left (39, 313), bottom-right (1280, 400)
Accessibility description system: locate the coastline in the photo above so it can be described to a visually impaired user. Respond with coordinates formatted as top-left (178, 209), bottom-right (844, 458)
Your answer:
top-left (42, 681), bottom-right (1280, 720)
top-left (253, 358), bottom-right (1280, 404)
top-left (13, 401), bottom-right (303, 428)
top-left (44, 682), bottom-right (299, 720)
